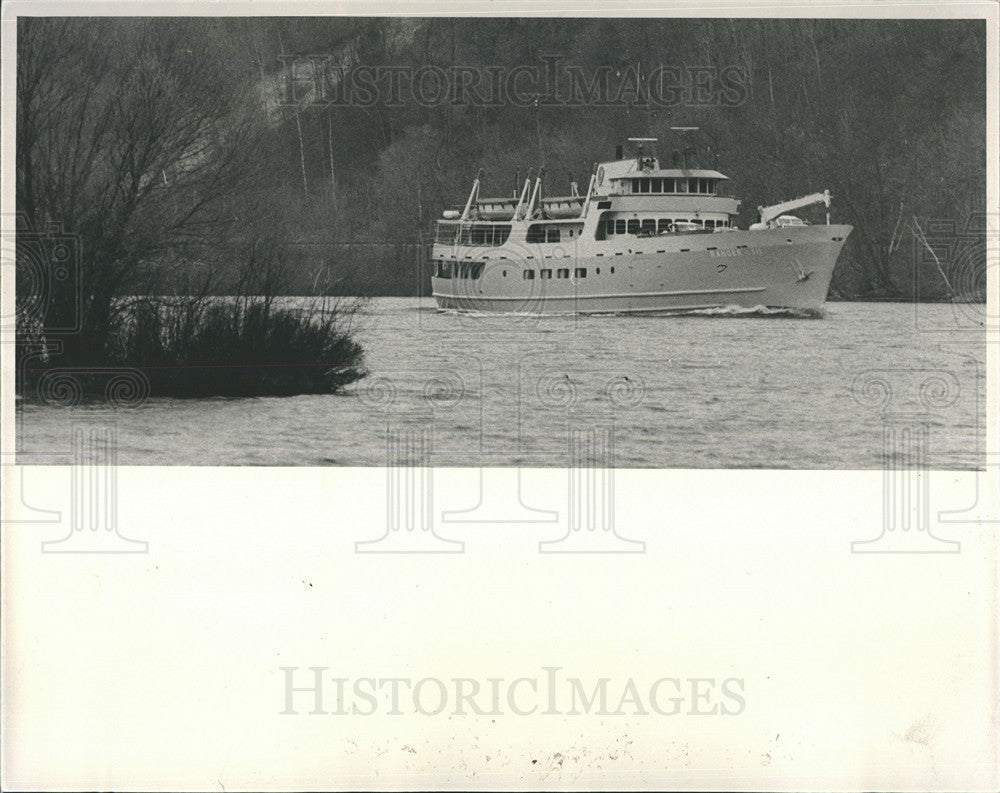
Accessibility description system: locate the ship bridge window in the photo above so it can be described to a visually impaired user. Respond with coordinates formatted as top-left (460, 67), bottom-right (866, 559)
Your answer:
top-left (434, 261), bottom-right (453, 278)
top-left (627, 219), bottom-right (640, 234)
top-left (652, 178), bottom-right (662, 192)
top-left (676, 180), bottom-right (688, 193)
top-left (640, 178), bottom-right (651, 193)
top-left (662, 178), bottom-right (675, 193)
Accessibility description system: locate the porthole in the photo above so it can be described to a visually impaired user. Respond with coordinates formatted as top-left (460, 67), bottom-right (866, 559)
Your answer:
top-left (596, 267), bottom-right (601, 274)
top-left (502, 270), bottom-right (507, 277)
top-left (610, 266), bottom-right (615, 274)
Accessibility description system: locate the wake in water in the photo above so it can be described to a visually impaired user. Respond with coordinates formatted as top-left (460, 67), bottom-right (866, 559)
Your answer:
top-left (674, 304), bottom-right (827, 319)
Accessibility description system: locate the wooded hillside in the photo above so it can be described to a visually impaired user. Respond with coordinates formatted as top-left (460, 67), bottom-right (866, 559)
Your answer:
top-left (19, 18), bottom-right (988, 300)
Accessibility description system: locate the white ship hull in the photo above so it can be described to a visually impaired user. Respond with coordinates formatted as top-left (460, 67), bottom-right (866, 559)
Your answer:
top-left (432, 225), bottom-right (852, 314)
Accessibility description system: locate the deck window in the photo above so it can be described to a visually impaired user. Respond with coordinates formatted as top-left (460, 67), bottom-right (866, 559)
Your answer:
top-left (604, 219), bottom-right (616, 236)
top-left (528, 225), bottom-right (563, 244)
top-left (705, 219), bottom-right (716, 229)
top-left (688, 178), bottom-right (699, 193)
top-left (658, 219), bottom-right (671, 233)
top-left (641, 219), bottom-right (656, 235)
top-left (651, 178), bottom-right (661, 192)
top-left (574, 268), bottom-right (587, 278)
top-left (434, 261), bottom-right (452, 278)
top-left (662, 178), bottom-right (674, 193)
top-left (676, 180), bottom-right (688, 193)
top-left (557, 268), bottom-right (569, 279)
top-left (640, 178), bottom-right (650, 193)
top-left (470, 262), bottom-right (484, 279)
top-left (540, 269), bottom-right (552, 279)
top-left (455, 223), bottom-right (511, 246)
top-left (523, 269), bottom-right (534, 280)
top-left (435, 222), bottom-right (459, 244)
top-left (627, 219), bottom-right (640, 234)
top-left (615, 219), bottom-right (626, 234)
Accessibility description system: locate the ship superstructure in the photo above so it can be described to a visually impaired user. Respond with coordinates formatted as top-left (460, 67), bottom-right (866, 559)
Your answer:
top-left (431, 134), bottom-right (851, 314)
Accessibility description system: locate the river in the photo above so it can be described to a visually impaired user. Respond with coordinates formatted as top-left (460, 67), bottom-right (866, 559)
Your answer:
top-left (17, 298), bottom-right (986, 468)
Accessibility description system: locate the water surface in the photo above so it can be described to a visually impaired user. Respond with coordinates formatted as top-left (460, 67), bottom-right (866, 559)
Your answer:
top-left (18, 298), bottom-right (986, 468)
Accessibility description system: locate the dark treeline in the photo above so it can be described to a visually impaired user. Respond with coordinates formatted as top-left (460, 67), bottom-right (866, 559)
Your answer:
top-left (21, 17), bottom-right (988, 302)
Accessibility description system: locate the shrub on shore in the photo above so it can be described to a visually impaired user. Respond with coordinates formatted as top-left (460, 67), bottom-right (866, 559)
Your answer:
top-left (18, 296), bottom-right (367, 400)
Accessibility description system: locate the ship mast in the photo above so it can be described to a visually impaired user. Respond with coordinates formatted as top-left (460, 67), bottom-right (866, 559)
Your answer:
top-left (669, 126), bottom-right (699, 169)
top-left (460, 168), bottom-right (484, 221)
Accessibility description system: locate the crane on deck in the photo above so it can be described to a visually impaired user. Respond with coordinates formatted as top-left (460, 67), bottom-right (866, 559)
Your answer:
top-left (752, 190), bottom-right (832, 229)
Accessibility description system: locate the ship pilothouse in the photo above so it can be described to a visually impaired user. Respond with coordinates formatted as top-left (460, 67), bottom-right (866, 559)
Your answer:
top-left (431, 131), bottom-right (852, 314)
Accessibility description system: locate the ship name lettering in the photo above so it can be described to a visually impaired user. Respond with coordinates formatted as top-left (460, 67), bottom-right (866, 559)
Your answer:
top-left (708, 247), bottom-right (761, 258)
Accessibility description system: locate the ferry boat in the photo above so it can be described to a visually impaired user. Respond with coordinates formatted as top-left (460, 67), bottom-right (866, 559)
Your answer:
top-left (430, 134), bottom-right (852, 314)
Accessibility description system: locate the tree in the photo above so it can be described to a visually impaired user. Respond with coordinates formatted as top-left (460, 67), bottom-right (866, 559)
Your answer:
top-left (17, 18), bottom-right (267, 360)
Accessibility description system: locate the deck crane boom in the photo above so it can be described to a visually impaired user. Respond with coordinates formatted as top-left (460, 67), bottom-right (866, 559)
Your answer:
top-left (754, 189), bottom-right (832, 229)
